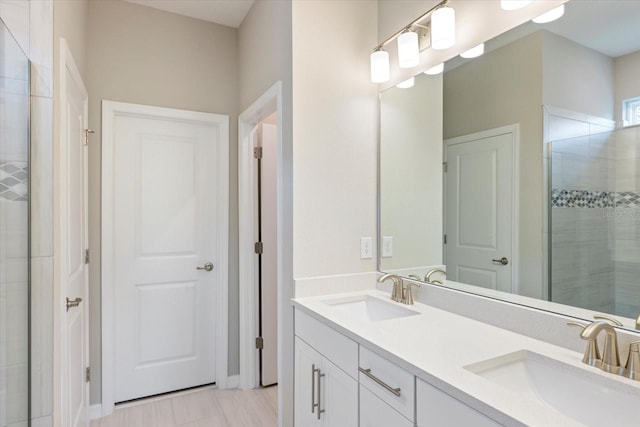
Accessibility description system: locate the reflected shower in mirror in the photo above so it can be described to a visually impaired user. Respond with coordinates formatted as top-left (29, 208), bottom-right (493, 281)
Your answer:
top-left (378, 0), bottom-right (640, 328)
top-left (0, 18), bottom-right (31, 426)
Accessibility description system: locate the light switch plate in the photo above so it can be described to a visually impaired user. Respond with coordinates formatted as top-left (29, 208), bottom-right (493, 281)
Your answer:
top-left (360, 237), bottom-right (373, 259)
top-left (382, 236), bottom-right (393, 258)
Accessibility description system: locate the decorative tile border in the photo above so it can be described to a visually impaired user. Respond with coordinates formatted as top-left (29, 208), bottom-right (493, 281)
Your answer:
top-left (0, 162), bottom-right (28, 201)
top-left (551, 189), bottom-right (640, 208)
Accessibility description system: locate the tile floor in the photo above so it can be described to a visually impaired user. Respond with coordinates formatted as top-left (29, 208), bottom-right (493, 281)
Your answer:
top-left (90, 386), bottom-right (277, 427)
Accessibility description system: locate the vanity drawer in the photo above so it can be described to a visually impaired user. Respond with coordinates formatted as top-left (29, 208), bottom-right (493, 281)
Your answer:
top-left (360, 385), bottom-right (413, 427)
top-left (295, 309), bottom-right (358, 378)
top-left (359, 345), bottom-right (415, 421)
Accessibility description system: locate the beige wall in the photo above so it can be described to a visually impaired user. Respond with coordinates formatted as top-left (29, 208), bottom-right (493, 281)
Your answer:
top-left (380, 73), bottom-right (443, 272)
top-left (292, 0), bottom-right (378, 279)
top-left (542, 31), bottom-right (614, 121)
top-left (238, 1), bottom-right (294, 425)
top-left (85, 0), bottom-right (239, 403)
top-left (615, 50), bottom-right (640, 125)
top-left (444, 32), bottom-right (545, 298)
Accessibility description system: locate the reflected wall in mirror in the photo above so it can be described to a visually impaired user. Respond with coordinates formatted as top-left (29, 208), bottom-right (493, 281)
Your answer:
top-left (378, 0), bottom-right (640, 327)
top-left (0, 18), bottom-right (31, 427)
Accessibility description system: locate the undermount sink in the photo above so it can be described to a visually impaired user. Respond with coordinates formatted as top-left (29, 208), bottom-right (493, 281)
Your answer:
top-left (322, 295), bottom-right (419, 322)
top-left (465, 350), bottom-right (640, 426)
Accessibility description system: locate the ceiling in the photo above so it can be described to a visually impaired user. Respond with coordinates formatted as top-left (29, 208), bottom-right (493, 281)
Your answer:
top-left (124, 0), bottom-right (255, 28)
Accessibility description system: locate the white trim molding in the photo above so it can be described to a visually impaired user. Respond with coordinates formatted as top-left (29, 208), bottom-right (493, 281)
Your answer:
top-left (101, 101), bottom-right (229, 414)
top-left (238, 81), bottom-right (283, 391)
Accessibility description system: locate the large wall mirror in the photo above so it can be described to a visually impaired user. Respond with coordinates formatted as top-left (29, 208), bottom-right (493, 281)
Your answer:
top-left (379, 0), bottom-right (640, 329)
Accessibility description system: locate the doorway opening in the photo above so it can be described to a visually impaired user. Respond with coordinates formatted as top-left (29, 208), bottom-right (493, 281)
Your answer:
top-left (238, 82), bottom-right (283, 394)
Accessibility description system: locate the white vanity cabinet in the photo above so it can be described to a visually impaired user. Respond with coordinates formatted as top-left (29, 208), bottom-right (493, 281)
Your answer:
top-left (294, 311), bottom-right (359, 426)
top-left (416, 378), bottom-right (502, 426)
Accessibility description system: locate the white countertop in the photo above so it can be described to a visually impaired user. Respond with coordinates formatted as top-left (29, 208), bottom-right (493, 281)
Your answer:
top-left (292, 289), bottom-right (640, 427)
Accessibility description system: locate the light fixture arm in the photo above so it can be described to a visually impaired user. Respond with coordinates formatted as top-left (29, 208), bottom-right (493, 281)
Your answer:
top-left (373, 0), bottom-right (449, 51)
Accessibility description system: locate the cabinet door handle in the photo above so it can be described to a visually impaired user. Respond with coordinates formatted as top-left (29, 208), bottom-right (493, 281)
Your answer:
top-left (317, 368), bottom-right (325, 420)
top-left (311, 364), bottom-right (318, 414)
top-left (359, 367), bottom-right (401, 397)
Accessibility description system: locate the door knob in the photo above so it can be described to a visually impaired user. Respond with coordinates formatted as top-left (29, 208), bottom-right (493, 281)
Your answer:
top-left (66, 297), bottom-right (82, 312)
top-left (197, 262), bottom-right (214, 272)
top-left (491, 257), bottom-right (509, 265)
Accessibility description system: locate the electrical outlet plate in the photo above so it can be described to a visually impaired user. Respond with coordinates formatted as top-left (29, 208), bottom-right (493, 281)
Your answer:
top-left (382, 236), bottom-right (393, 258)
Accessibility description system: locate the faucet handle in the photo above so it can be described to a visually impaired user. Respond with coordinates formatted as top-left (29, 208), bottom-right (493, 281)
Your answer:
top-left (624, 341), bottom-right (640, 380)
top-left (567, 322), bottom-right (601, 367)
top-left (403, 282), bottom-right (420, 305)
top-left (635, 314), bottom-right (640, 330)
top-left (594, 315), bottom-right (623, 327)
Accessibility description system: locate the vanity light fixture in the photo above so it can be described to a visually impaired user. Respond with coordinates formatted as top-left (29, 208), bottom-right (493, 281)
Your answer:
top-left (397, 30), bottom-right (420, 68)
top-left (500, 0), bottom-right (532, 11)
top-left (460, 43), bottom-right (484, 59)
top-left (424, 62), bottom-right (444, 75)
top-left (431, 5), bottom-right (456, 50)
top-left (369, 0), bottom-right (453, 83)
top-left (370, 49), bottom-right (390, 83)
top-left (532, 4), bottom-right (565, 24)
top-left (396, 77), bottom-right (415, 89)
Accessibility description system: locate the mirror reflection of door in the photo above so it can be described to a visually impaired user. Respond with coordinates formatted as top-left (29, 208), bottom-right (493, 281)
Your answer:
top-left (444, 126), bottom-right (515, 293)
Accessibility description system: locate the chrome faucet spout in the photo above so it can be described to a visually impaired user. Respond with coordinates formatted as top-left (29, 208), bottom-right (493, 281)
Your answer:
top-left (377, 274), bottom-right (403, 303)
top-left (580, 320), bottom-right (621, 373)
top-left (424, 268), bottom-right (446, 284)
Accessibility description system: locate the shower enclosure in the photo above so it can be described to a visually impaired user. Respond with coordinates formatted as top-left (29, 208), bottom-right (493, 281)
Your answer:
top-left (0, 18), bottom-right (30, 427)
top-left (550, 125), bottom-right (640, 319)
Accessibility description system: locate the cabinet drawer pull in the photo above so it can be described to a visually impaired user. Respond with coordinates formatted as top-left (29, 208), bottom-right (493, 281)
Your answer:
top-left (359, 367), bottom-right (401, 397)
top-left (311, 364), bottom-right (318, 414)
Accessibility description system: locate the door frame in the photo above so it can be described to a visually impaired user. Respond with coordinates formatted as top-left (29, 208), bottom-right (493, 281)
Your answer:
top-left (443, 124), bottom-right (520, 293)
top-left (238, 82), bottom-right (283, 390)
top-left (54, 38), bottom-right (90, 427)
top-left (100, 101), bottom-right (229, 415)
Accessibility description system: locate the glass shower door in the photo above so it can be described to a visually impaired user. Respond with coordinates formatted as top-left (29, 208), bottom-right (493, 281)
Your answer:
top-left (0, 17), bottom-right (30, 427)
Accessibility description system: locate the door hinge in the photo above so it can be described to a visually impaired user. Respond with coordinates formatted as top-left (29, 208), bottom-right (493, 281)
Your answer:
top-left (84, 249), bottom-right (90, 264)
top-left (83, 129), bottom-right (95, 146)
top-left (443, 234), bottom-right (447, 244)
top-left (253, 147), bottom-right (263, 159)
top-left (254, 241), bottom-right (263, 254)
top-left (443, 161), bottom-right (448, 173)
top-left (255, 337), bottom-right (264, 349)
top-left (85, 366), bottom-right (91, 383)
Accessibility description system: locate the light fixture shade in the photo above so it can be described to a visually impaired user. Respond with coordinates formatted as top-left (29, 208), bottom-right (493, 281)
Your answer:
top-left (500, 0), bottom-right (532, 11)
top-left (424, 63), bottom-right (444, 75)
top-left (431, 6), bottom-right (455, 50)
top-left (532, 4), bottom-right (565, 23)
top-left (396, 77), bottom-right (415, 89)
top-left (370, 50), bottom-right (390, 83)
top-left (460, 43), bottom-right (485, 59)
top-left (397, 31), bottom-right (420, 69)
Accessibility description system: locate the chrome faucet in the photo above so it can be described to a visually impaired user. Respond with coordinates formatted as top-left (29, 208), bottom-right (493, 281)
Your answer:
top-left (377, 274), bottom-right (403, 303)
top-left (424, 268), bottom-right (446, 284)
top-left (580, 320), bottom-right (621, 374)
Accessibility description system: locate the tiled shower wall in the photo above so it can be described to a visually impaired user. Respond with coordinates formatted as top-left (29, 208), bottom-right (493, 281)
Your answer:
top-left (0, 0), bottom-right (54, 426)
top-left (0, 20), bottom-right (30, 425)
top-left (551, 124), bottom-right (640, 318)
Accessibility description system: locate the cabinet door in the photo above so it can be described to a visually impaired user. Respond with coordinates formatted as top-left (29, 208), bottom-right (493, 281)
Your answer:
top-left (321, 357), bottom-right (358, 427)
top-left (295, 337), bottom-right (323, 427)
top-left (416, 378), bottom-right (502, 426)
top-left (360, 385), bottom-right (413, 427)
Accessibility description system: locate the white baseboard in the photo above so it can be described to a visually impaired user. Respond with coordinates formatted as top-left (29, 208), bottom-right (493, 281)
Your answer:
top-left (89, 404), bottom-right (103, 420)
top-left (227, 375), bottom-right (240, 389)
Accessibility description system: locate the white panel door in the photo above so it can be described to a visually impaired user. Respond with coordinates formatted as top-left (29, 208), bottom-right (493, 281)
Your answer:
top-left (259, 123), bottom-right (278, 387)
top-left (60, 42), bottom-right (90, 427)
top-left (445, 129), bottom-right (514, 292)
top-left (321, 357), bottom-right (357, 427)
top-left (112, 107), bottom-right (222, 402)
